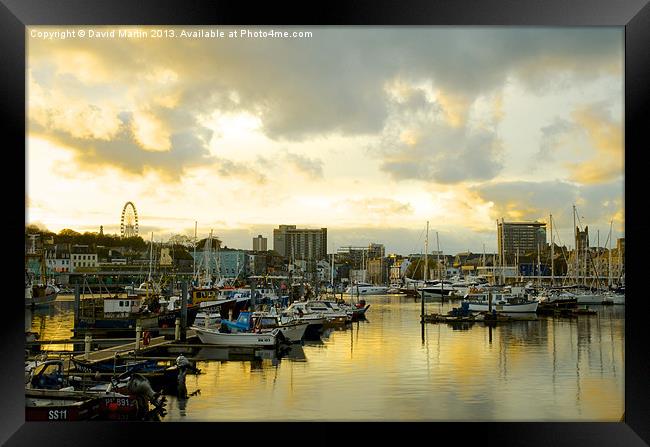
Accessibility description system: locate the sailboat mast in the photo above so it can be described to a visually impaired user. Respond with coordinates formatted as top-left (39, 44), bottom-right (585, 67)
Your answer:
top-left (618, 233), bottom-right (622, 285)
top-left (597, 229), bottom-right (600, 283)
top-left (573, 205), bottom-right (578, 286)
top-left (193, 221), bottom-right (197, 280)
top-left (500, 218), bottom-right (505, 285)
top-left (608, 220), bottom-right (613, 288)
top-left (482, 243), bottom-right (486, 268)
top-left (537, 244), bottom-right (540, 287)
top-left (149, 232), bottom-right (153, 281)
top-left (424, 221), bottom-right (429, 282)
top-left (584, 229), bottom-right (588, 287)
top-left (550, 214), bottom-right (554, 286)
top-left (516, 248), bottom-right (519, 282)
top-left (436, 231), bottom-right (440, 280)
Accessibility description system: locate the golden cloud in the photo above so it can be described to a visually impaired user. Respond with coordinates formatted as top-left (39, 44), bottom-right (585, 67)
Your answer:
top-left (567, 104), bottom-right (623, 184)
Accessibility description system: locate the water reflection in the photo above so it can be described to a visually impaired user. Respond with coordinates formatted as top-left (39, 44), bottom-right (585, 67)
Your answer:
top-left (27, 295), bottom-right (624, 421)
top-left (27, 298), bottom-right (76, 351)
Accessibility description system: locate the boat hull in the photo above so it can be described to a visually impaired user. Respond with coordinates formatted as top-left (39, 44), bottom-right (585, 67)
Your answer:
top-left (193, 327), bottom-right (279, 347)
top-left (420, 288), bottom-right (454, 297)
top-left (344, 286), bottom-right (388, 295)
top-left (575, 294), bottom-right (613, 305)
top-left (26, 285), bottom-right (59, 307)
top-left (26, 389), bottom-right (141, 421)
top-left (277, 322), bottom-right (309, 342)
top-left (467, 301), bottom-right (539, 313)
top-left (610, 294), bottom-right (625, 305)
top-left (76, 306), bottom-right (199, 331)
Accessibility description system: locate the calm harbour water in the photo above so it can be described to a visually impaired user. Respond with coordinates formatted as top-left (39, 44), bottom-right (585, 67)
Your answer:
top-left (28, 294), bottom-right (624, 421)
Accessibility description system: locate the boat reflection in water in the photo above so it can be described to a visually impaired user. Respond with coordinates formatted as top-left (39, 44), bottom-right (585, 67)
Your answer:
top-left (28, 294), bottom-right (623, 421)
top-left (194, 343), bottom-right (306, 363)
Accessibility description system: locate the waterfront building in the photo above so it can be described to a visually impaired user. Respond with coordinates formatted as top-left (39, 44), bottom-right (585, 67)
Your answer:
top-left (70, 245), bottom-right (98, 271)
top-left (497, 220), bottom-right (547, 265)
top-left (273, 225), bottom-right (327, 261)
top-left (316, 260), bottom-right (331, 282)
top-left (45, 244), bottom-right (72, 273)
top-left (253, 234), bottom-right (267, 252)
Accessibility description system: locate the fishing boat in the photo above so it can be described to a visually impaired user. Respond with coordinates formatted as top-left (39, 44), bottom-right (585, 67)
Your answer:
top-left (25, 234), bottom-right (59, 307)
top-left (71, 358), bottom-right (161, 374)
top-left (76, 294), bottom-right (200, 332)
top-left (25, 360), bottom-right (165, 420)
top-left (25, 278), bottom-right (59, 307)
top-left (26, 389), bottom-right (104, 421)
top-left (192, 325), bottom-right (282, 347)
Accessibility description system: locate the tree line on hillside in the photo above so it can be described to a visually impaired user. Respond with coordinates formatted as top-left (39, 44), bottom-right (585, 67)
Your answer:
top-left (24, 225), bottom-right (196, 259)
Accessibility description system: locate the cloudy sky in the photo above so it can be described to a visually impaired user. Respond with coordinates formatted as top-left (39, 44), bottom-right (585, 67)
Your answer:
top-left (26, 26), bottom-right (624, 255)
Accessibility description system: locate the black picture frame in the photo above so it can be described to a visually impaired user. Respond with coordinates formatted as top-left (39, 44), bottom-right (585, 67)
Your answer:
top-left (2, 0), bottom-right (647, 445)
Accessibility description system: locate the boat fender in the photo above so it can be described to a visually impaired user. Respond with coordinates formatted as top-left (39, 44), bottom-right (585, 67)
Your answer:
top-left (142, 331), bottom-right (151, 346)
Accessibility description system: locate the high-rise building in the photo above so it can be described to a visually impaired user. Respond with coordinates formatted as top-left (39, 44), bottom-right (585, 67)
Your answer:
top-left (253, 235), bottom-right (267, 252)
top-left (497, 220), bottom-right (547, 265)
top-left (273, 225), bottom-right (327, 261)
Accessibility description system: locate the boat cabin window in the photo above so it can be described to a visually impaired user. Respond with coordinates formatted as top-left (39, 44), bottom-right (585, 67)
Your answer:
top-left (260, 318), bottom-right (276, 326)
top-left (119, 301), bottom-right (124, 306)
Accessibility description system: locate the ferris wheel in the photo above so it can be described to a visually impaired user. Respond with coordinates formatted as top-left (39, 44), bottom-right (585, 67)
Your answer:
top-left (120, 202), bottom-right (139, 238)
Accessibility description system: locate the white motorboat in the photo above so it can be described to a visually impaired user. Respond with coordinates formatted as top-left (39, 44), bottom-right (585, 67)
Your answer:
top-left (386, 284), bottom-right (402, 293)
top-left (418, 280), bottom-right (455, 297)
top-left (318, 299), bottom-right (370, 320)
top-left (192, 326), bottom-right (281, 347)
top-left (251, 312), bottom-right (309, 342)
top-left (304, 300), bottom-right (351, 323)
top-left (344, 282), bottom-right (388, 295)
top-left (463, 287), bottom-right (539, 313)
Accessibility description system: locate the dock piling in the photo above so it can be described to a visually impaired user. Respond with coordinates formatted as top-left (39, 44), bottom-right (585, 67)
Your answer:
top-left (84, 335), bottom-right (91, 360)
top-left (175, 318), bottom-right (180, 341)
top-left (181, 282), bottom-right (188, 342)
top-left (74, 284), bottom-right (80, 328)
top-left (135, 326), bottom-right (142, 351)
